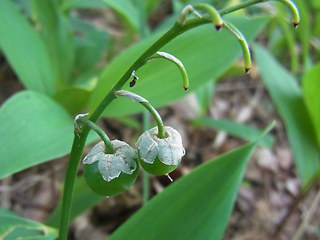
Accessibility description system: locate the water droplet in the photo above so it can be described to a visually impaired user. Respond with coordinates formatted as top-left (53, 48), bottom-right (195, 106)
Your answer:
top-left (166, 174), bottom-right (173, 182)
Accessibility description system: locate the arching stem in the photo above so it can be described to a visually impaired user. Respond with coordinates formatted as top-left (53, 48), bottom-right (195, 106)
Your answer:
top-left (76, 118), bottom-right (114, 154)
top-left (115, 90), bottom-right (166, 139)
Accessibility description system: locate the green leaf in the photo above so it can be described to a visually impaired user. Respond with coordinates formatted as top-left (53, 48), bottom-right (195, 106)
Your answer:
top-left (46, 177), bottom-right (103, 228)
top-left (90, 16), bottom-right (268, 117)
top-left (0, 91), bottom-right (74, 179)
top-left (70, 16), bottom-right (109, 79)
top-left (53, 87), bottom-right (91, 116)
top-left (0, 0), bottom-right (56, 94)
top-left (32, 0), bottom-right (75, 87)
top-left (193, 117), bottom-right (274, 148)
top-left (254, 44), bottom-right (320, 187)
top-left (0, 208), bottom-right (57, 240)
top-left (302, 64), bottom-right (320, 147)
top-left (63, 0), bottom-right (139, 30)
top-left (195, 80), bottom-right (215, 116)
top-left (101, 0), bottom-right (139, 31)
top-left (109, 123), bottom-right (273, 240)
top-left (62, 0), bottom-right (108, 9)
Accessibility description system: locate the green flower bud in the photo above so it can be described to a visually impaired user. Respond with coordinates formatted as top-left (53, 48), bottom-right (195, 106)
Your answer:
top-left (136, 126), bottom-right (185, 175)
top-left (83, 140), bottom-right (139, 196)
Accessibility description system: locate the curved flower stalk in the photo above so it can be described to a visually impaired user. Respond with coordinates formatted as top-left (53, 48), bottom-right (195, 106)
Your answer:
top-left (223, 21), bottom-right (252, 73)
top-left (149, 51), bottom-right (189, 90)
top-left (178, 4), bottom-right (223, 31)
top-left (279, 0), bottom-right (300, 28)
top-left (75, 116), bottom-right (114, 154)
top-left (193, 3), bottom-right (223, 30)
top-left (115, 90), bottom-right (166, 138)
top-left (178, 5), bottom-right (202, 24)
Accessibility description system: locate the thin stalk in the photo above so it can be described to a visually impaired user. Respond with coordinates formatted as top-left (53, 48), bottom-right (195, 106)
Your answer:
top-left (219, 0), bottom-right (267, 15)
top-left (115, 90), bottom-right (166, 138)
top-left (59, 1), bottom-right (275, 239)
top-left (59, 130), bottom-right (88, 240)
top-left (140, 102), bottom-right (165, 138)
top-left (77, 118), bottom-right (114, 154)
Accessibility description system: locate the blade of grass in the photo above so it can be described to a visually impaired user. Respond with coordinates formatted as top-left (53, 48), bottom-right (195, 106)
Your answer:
top-left (193, 117), bottom-right (274, 148)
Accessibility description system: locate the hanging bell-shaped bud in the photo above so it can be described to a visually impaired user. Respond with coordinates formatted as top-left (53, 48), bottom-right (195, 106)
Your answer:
top-left (136, 126), bottom-right (186, 175)
top-left (83, 140), bottom-right (139, 196)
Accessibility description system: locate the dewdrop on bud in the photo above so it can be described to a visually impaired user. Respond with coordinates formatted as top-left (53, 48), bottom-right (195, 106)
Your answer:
top-left (136, 126), bottom-right (186, 175)
top-left (83, 140), bottom-right (139, 196)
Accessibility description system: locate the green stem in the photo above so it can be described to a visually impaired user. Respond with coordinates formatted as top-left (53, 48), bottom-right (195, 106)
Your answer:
top-left (58, 1), bottom-right (273, 239)
top-left (59, 131), bottom-right (88, 240)
top-left (219, 0), bottom-right (268, 15)
top-left (140, 102), bottom-right (165, 138)
top-left (115, 90), bottom-right (166, 139)
top-left (77, 118), bottom-right (114, 154)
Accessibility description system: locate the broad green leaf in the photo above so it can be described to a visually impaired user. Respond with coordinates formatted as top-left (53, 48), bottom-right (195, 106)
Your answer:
top-left (53, 87), bottom-right (91, 116)
top-left (63, 0), bottom-right (139, 30)
top-left (62, 0), bottom-right (107, 9)
top-left (254, 44), bottom-right (320, 187)
top-left (193, 117), bottom-right (274, 148)
top-left (109, 124), bottom-right (272, 240)
top-left (0, 90), bottom-right (99, 179)
top-left (0, 208), bottom-right (57, 240)
top-left (0, 0), bottom-right (56, 95)
top-left (99, 0), bottom-right (139, 31)
top-left (46, 177), bottom-right (103, 228)
top-left (0, 91), bottom-right (73, 179)
top-left (32, 0), bottom-right (74, 87)
top-left (70, 16), bottom-right (109, 80)
top-left (12, 0), bottom-right (32, 18)
top-left (90, 16), bottom-right (268, 117)
top-left (302, 64), bottom-right (320, 147)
